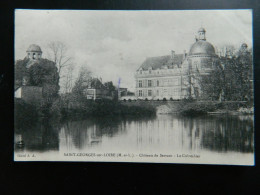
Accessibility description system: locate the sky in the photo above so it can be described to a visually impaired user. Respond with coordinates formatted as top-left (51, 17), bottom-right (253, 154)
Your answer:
top-left (15, 9), bottom-right (252, 91)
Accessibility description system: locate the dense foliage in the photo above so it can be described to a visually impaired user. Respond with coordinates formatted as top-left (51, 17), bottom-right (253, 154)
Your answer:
top-left (60, 98), bottom-right (156, 119)
top-left (15, 58), bottom-right (60, 100)
top-left (198, 49), bottom-right (253, 102)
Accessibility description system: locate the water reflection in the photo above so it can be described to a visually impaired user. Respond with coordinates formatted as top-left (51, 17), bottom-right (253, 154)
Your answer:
top-left (14, 114), bottom-right (254, 154)
top-left (14, 118), bottom-right (60, 152)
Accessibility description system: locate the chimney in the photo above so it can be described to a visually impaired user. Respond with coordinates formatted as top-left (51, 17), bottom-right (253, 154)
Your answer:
top-left (171, 50), bottom-right (175, 59)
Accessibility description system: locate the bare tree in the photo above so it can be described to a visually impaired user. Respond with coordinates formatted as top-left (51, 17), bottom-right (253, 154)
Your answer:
top-left (47, 42), bottom-right (73, 75)
top-left (62, 64), bottom-right (75, 94)
top-left (47, 41), bottom-right (75, 94)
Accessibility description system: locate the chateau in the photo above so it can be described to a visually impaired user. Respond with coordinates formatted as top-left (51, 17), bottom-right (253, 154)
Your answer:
top-left (135, 28), bottom-right (218, 100)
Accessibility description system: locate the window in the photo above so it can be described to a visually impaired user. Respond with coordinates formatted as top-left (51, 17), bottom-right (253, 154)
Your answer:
top-left (157, 80), bottom-right (159, 86)
top-left (138, 90), bottom-right (143, 97)
top-left (156, 90), bottom-right (159, 96)
top-left (140, 70), bottom-right (142, 74)
top-left (173, 88), bottom-right (179, 96)
top-left (148, 80), bottom-right (152, 87)
top-left (33, 53), bottom-right (36, 59)
top-left (149, 70), bottom-right (152, 74)
top-left (138, 80), bottom-right (142, 87)
top-left (148, 90), bottom-right (152, 96)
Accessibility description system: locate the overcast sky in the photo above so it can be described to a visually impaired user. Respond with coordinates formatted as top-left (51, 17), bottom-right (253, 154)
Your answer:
top-left (15, 9), bottom-right (252, 91)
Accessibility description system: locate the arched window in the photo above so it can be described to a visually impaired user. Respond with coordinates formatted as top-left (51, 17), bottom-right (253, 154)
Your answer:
top-left (157, 80), bottom-right (159, 86)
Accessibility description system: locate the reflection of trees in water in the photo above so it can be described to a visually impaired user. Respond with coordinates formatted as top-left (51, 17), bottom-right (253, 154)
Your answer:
top-left (180, 115), bottom-right (254, 153)
top-left (61, 115), bottom-right (157, 150)
top-left (14, 118), bottom-right (60, 151)
top-left (133, 114), bottom-right (253, 153)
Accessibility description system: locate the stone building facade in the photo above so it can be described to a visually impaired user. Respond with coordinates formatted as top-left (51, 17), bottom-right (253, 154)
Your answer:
top-left (135, 28), bottom-right (218, 100)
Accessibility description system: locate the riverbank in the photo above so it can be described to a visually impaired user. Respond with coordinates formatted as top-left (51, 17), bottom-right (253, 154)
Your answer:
top-left (14, 98), bottom-right (156, 126)
top-left (15, 98), bottom-right (253, 129)
top-left (121, 100), bottom-right (253, 116)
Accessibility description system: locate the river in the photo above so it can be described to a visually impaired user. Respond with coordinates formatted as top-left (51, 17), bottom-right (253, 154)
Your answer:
top-left (14, 114), bottom-right (254, 165)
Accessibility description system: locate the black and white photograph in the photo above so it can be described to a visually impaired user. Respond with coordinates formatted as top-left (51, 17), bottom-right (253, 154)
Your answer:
top-left (14, 9), bottom-right (254, 165)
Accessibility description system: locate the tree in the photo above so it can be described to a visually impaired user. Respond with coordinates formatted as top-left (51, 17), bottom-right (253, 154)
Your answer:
top-left (222, 50), bottom-right (253, 101)
top-left (197, 59), bottom-right (224, 101)
top-left (15, 58), bottom-right (60, 102)
top-left (72, 66), bottom-right (92, 96)
top-left (61, 64), bottom-right (75, 94)
top-left (104, 81), bottom-right (116, 96)
top-left (195, 47), bottom-right (253, 102)
top-left (47, 42), bottom-right (73, 75)
top-left (47, 41), bottom-right (74, 93)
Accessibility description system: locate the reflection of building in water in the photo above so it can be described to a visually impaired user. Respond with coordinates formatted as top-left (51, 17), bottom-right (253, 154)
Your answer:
top-left (57, 115), bottom-right (253, 153)
top-left (59, 120), bottom-right (103, 150)
top-left (88, 124), bottom-right (102, 145)
top-left (14, 120), bottom-right (59, 151)
top-left (135, 115), bottom-right (202, 151)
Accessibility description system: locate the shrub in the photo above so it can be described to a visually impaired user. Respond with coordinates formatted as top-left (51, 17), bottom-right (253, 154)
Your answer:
top-left (163, 98), bottom-right (167, 101)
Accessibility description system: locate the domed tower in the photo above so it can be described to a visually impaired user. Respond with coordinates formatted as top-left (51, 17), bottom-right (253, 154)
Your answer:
top-left (26, 44), bottom-right (42, 60)
top-left (188, 28), bottom-right (217, 72)
top-left (184, 28), bottom-right (219, 98)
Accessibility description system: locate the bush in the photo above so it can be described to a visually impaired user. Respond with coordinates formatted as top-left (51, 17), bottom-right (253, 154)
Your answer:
top-left (61, 98), bottom-right (156, 118)
top-left (163, 98), bottom-right (167, 101)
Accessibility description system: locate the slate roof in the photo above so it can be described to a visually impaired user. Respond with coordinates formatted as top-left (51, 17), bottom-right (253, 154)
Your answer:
top-left (138, 54), bottom-right (184, 70)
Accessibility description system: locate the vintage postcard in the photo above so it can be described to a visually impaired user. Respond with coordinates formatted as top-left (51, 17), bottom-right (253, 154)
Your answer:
top-left (14, 9), bottom-right (254, 165)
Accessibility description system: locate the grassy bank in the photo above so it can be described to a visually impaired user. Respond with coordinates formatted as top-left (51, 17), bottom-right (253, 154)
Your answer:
top-left (121, 99), bottom-right (253, 116)
top-left (172, 100), bottom-right (252, 116)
